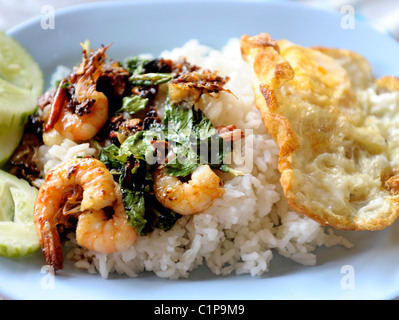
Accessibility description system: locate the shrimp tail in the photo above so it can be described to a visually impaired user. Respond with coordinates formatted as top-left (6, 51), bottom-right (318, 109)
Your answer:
top-left (43, 79), bottom-right (68, 132)
top-left (39, 222), bottom-right (64, 271)
top-left (33, 158), bottom-right (133, 271)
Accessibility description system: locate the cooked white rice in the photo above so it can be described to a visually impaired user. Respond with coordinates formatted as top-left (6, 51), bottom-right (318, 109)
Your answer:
top-left (38, 38), bottom-right (352, 279)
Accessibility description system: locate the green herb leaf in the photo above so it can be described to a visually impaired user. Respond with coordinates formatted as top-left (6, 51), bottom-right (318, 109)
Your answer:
top-left (116, 95), bottom-right (149, 115)
top-left (119, 130), bottom-right (162, 164)
top-left (122, 189), bottom-right (147, 235)
top-left (129, 73), bottom-right (173, 87)
top-left (98, 143), bottom-right (124, 172)
top-left (124, 56), bottom-right (149, 75)
top-left (152, 202), bottom-right (182, 232)
top-left (215, 163), bottom-right (244, 176)
top-left (164, 152), bottom-right (198, 177)
top-left (162, 102), bottom-right (235, 177)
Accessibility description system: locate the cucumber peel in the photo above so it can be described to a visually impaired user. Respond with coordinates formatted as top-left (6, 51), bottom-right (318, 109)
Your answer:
top-left (0, 169), bottom-right (40, 258)
top-left (0, 31), bottom-right (43, 98)
top-left (0, 222), bottom-right (39, 258)
top-left (0, 182), bottom-right (14, 221)
top-left (0, 77), bottom-right (38, 125)
top-left (0, 122), bottom-right (25, 168)
top-left (0, 32), bottom-right (43, 168)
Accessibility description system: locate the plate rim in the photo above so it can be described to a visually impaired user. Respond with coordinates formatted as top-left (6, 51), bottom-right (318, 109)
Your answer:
top-left (2, 0), bottom-right (399, 300)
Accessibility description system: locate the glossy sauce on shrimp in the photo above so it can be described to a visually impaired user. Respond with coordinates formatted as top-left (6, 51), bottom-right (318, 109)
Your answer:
top-left (153, 164), bottom-right (225, 215)
top-left (33, 157), bottom-right (137, 270)
top-left (43, 43), bottom-right (111, 143)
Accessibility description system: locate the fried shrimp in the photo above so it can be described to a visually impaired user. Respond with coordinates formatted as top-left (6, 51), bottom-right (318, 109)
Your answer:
top-left (168, 70), bottom-right (234, 107)
top-left (33, 157), bottom-right (136, 270)
top-left (153, 164), bottom-right (225, 215)
top-left (76, 184), bottom-right (137, 254)
top-left (43, 43), bottom-right (111, 142)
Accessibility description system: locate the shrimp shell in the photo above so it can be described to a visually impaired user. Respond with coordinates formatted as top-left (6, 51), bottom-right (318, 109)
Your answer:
top-left (153, 164), bottom-right (225, 215)
top-left (33, 157), bottom-right (118, 270)
top-left (76, 183), bottom-right (137, 254)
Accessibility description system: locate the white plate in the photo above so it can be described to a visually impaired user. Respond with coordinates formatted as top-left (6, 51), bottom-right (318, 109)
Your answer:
top-left (3, 0), bottom-right (399, 300)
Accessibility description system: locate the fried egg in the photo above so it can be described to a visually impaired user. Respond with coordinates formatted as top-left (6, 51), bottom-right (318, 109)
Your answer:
top-left (241, 33), bottom-right (399, 230)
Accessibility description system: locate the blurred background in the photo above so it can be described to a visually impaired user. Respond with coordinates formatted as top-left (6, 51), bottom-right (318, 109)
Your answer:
top-left (0, 0), bottom-right (398, 41)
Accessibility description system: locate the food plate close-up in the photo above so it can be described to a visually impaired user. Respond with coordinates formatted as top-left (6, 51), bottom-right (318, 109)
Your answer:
top-left (1, 0), bottom-right (399, 300)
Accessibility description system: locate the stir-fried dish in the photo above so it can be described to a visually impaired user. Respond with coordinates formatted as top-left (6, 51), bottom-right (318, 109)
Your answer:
top-left (10, 42), bottom-right (243, 270)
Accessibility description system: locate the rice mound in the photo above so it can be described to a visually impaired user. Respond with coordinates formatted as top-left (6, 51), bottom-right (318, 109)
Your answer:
top-left (39, 39), bottom-right (352, 279)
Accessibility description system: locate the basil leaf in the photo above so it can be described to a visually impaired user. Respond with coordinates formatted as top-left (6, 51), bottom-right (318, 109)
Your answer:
top-left (192, 107), bottom-right (217, 140)
top-left (162, 103), bottom-right (195, 176)
top-left (98, 143), bottom-right (124, 172)
top-left (215, 163), bottom-right (244, 176)
top-left (162, 102), bottom-right (236, 177)
top-left (116, 95), bottom-right (148, 115)
top-left (151, 200), bottom-right (182, 232)
top-left (122, 189), bottom-right (147, 235)
top-left (129, 73), bottom-right (173, 86)
top-left (124, 56), bottom-right (149, 75)
top-left (119, 130), bottom-right (161, 164)
top-left (163, 102), bottom-right (193, 132)
top-left (165, 151), bottom-right (198, 177)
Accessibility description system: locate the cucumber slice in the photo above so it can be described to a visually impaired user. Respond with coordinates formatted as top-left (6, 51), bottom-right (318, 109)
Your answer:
top-left (0, 33), bottom-right (43, 258)
top-left (0, 183), bottom-right (14, 221)
top-left (0, 77), bottom-right (37, 127)
top-left (0, 222), bottom-right (39, 258)
top-left (10, 185), bottom-right (37, 224)
top-left (0, 169), bottom-right (39, 258)
top-left (0, 32), bottom-right (43, 168)
top-left (0, 121), bottom-right (24, 168)
top-left (0, 31), bottom-right (43, 98)
top-left (0, 169), bottom-right (38, 222)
